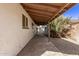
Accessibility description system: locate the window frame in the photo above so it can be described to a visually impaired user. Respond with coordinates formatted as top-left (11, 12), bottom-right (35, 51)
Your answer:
top-left (22, 14), bottom-right (29, 29)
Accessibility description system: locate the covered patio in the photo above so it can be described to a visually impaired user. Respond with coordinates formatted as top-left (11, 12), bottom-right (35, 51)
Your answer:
top-left (21, 3), bottom-right (76, 40)
top-left (17, 3), bottom-right (79, 56)
top-left (0, 3), bottom-right (78, 56)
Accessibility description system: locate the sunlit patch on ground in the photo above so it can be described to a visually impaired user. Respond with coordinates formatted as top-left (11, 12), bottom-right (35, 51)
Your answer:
top-left (41, 50), bottom-right (78, 56)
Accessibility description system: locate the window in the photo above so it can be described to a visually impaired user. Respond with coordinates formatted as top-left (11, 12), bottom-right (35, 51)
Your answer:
top-left (22, 14), bottom-right (29, 29)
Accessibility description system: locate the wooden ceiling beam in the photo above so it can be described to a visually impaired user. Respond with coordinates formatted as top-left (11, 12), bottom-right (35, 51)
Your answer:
top-left (22, 3), bottom-right (57, 13)
top-left (21, 3), bottom-right (76, 25)
top-left (31, 16), bottom-right (49, 21)
top-left (28, 11), bottom-right (52, 17)
top-left (64, 3), bottom-right (76, 10)
top-left (29, 12), bottom-right (51, 18)
top-left (26, 8), bottom-right (53, 16)
top-left (49, 3), bottom-right (71, 22)
top-left (50, 3), bottom-right (76, 21)
top-left (36, 3), bottom-right (64, 9)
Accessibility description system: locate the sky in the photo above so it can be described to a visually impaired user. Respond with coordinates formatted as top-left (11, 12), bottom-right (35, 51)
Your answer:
top-left (63, 3), bottom-right (79, 20)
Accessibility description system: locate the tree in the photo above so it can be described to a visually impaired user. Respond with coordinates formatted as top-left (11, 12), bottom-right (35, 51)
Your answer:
top-left (50, 15), bottom-right (71, 38)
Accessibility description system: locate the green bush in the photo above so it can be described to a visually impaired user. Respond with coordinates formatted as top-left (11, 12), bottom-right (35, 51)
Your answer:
top-left (50, 15), bottom-right (71, 37)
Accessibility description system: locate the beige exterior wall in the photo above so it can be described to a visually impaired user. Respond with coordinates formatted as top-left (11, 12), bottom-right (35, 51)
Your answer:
top-left (0, 3), bottom-right (36, 55)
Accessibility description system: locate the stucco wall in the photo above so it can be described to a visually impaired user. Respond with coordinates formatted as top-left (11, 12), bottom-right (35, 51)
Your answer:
top-left (0, 3), bottom-right (36, 56)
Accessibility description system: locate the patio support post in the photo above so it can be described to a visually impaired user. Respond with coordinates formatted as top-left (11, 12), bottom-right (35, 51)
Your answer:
top-left (48, 22), bottom-right (51, 42)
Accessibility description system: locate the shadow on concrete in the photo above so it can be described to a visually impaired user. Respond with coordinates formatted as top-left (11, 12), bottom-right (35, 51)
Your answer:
top-left (50, 38), bottom-right (79, 55)
top-left (17, 34), bottom-right (79, 56)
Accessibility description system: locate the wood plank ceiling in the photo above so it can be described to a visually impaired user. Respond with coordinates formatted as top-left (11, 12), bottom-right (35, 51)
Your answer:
top-left (21, 3), bottom-right (76, 25)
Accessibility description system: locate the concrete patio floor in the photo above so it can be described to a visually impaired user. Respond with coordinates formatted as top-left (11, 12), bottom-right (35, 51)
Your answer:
top-left (17, 34), bottom-right (79, 56)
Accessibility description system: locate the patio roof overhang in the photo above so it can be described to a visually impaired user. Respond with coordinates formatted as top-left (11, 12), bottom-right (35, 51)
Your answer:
top-left (21, 3), bottom-right (76, 25)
